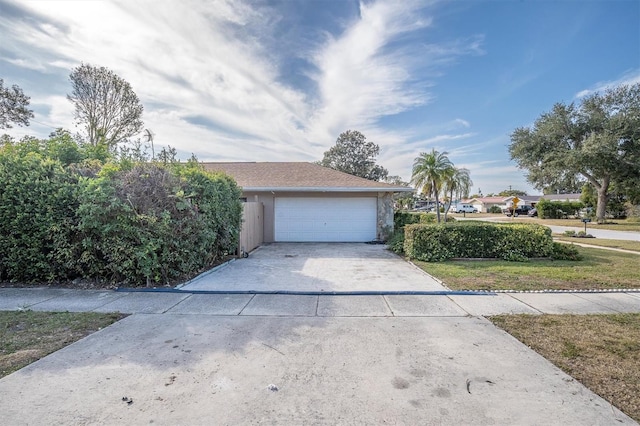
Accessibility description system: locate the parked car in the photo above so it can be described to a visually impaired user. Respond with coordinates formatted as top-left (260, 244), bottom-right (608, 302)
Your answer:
top-left (527, 208), bottom-right (538, 217)
top-left (452, 204), bottom-right (478, 213)
top-left (503, 205), bottom-right (533, 216)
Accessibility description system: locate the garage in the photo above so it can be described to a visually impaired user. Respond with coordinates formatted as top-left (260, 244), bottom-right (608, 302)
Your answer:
top-left (274, 197), bottom-right (377, 242)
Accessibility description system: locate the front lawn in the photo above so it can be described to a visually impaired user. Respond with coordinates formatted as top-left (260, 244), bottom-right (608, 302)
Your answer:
top-left (509, 217), bottom-right (640, 233)
top-left (415, 246), bottom-right (640, 291)
top-left (554, 237), bottom-right (640, 252)
top-left (0, 311), bottom-right (125, 378)
top-left (490, 313), bottom-right (640, 422)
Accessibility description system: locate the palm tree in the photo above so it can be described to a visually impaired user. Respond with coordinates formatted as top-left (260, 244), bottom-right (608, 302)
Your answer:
top-left (411, 149), bottom-right (454, 223)
top-left (443, 167), bottom-right (473, 222)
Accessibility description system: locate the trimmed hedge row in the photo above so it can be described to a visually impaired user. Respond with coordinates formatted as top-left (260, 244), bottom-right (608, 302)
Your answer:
top-left (536, 199), bottom-right (584, 219)
top-left (394, 211), bottom-right (455, 228)
top-left (404, 222), bottom-right (554, 262)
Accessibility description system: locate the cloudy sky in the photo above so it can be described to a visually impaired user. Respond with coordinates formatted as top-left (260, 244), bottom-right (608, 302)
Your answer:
top-left (1, 0), bottom-right (639, 195)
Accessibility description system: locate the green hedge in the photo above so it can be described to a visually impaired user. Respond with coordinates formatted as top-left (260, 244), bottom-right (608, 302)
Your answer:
top-left (404, 222), bottom-right (553, 262)
top-left (0, 151), bottom-right (79, 282)
top-left (394, 211), bottom-right (454, 228)
top-left (536, 199), bottom-right (583, 219)
top-left (0, 136), bottom-right (242, 285)
top-left (76, 162), bottom-right (241, 286)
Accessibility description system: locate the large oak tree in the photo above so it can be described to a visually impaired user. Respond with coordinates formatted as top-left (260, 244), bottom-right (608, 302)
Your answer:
top-left (509, 83), bottom-right (640, 222)
top-left (320, 130), bottom-right (388, 181)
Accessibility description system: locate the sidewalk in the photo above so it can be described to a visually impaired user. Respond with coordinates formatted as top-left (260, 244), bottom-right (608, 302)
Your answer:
top-left (2, 287), bottom-right (639, 316)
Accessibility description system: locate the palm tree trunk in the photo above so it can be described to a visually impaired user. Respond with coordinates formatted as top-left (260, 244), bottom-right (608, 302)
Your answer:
top-left (433, 180), bottom-right (441, 223)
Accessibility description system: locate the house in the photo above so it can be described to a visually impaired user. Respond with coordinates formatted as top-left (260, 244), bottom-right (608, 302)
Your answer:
top-left (202, 162), bottom-right (413, 243)
top-left (464, 195), bottom-right (543, 212)
top-left (540, 193), bottom-right (582, 202)
top-left (465, 196), bottom-right (508, 213)
top-left (504, 195), bottom-right (542, 208)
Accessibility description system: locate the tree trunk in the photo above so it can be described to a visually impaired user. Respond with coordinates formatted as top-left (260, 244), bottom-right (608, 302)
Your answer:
top-left (433, 182), bottom-right (441, 223)
top-left (596, 185), bottom-right (609, 223)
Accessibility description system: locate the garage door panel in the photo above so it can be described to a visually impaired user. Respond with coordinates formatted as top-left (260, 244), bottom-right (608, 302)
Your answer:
top-left (275, 197), bottom-right (377, 242)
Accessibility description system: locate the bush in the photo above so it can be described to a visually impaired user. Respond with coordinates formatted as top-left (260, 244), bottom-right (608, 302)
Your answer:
top-left (537, 199), bottom-right (584, 219)
top-left (0, 150), bottom-right (79, 282)
top-left (550, 242), bottom-right (583, 261)
top-left (387, 230), bottom-right (405, 255)
top-left (488, 205), bottom-right (503, 213)
top-left (77, 162), bottom-right (242, 286)
top-left (404, 222), bottom-right (554, 262)
top-left (563, 230), bottom-right (576, 237)
top-left (394, 211), bottom-right (454, 228)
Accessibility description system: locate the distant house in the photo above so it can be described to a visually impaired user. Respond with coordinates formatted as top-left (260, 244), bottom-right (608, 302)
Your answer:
top-left (504, 195), bottom-right (542, 208)
top-left (465, 197), bottom-right (509, 213)
top-left (540, 193), bottom-right (582, 202)
top-left (464, 195), bottom-right (543, 212)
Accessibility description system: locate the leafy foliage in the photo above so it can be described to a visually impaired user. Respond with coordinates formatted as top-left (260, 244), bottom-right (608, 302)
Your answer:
top-left (68, 63), bottom-right (144, 146)
top-left (0, 78), bottom-right (34, 129)
top-left (320, 130), bottom-right (388, 181)
top-left (536, 200), bottom-right (584, 219)
top-left (488, 205), bottom-right (503, 213)
top-left (550, 242), bottom-right (583, 261)
top-left (0, 149), bottom-right (79, 282)
top-left (509, 83), bottom-right (640, 222)
top-left (77, 162), bottom-right (241, 286)
top-left (411, 149), bottom-right (454, 223)
top-left (403, 222), bottom-right (555, 262)
top-left (0, 135), bottom-right (241, 286)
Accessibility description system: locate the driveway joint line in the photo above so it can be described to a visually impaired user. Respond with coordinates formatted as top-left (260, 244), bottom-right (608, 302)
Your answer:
top-left (237, 294), bottom-right (256, 316)
top-left (505, 294), bottom-right (545, 314)
top-left (381, 295), bottom-right (395, 317)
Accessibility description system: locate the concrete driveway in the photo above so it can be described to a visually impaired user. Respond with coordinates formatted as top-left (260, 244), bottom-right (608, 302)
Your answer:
top-left (0, 312), bottom-right (635, 425)
top-left (181, 243), bottom-right (447, 293)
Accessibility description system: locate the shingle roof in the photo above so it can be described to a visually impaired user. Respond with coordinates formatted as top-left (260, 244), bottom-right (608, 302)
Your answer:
top-left (541, 193), bottom-right (582, 201)
top-left (201, 162), bottom-right (413, 192)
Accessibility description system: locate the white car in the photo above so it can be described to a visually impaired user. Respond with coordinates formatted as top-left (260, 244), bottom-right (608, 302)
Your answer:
top-left (453, 204), bottom-right (478, 213)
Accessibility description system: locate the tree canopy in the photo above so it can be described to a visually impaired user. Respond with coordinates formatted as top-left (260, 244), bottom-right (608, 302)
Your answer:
top-left (320, 130), bottom-right (388, 181)
top-left (509, 83), bottom-right (640, 222)
top-left (0, 78), bottom-right (34, 129)
top-left (68, 64), bottom-right (144, 146)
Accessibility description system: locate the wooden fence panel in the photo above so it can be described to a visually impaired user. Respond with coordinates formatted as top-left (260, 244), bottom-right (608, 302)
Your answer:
top-left (238, 202), bottom-right (263, 257)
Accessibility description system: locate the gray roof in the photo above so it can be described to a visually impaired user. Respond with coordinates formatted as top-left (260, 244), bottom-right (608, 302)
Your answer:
top-left (202, 162), bottom-right (414, 193)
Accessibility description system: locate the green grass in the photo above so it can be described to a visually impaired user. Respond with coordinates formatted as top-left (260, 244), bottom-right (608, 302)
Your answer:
top-left (511, 217), bottom-right (640, 232)
top-left (415, 246), bottom-right (640, 290)
top-left (554, 236), bottom-right (640, 252)
top-left (0, 310), bottom-right (125, 378)
top-left (490, 314), bottom-right (640, 422)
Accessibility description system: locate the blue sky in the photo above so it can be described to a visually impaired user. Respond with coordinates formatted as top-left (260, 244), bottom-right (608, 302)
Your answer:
top-left (1, 0), bottom-right (639, 195)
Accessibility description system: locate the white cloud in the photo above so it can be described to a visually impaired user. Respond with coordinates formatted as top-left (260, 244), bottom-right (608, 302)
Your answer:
top-left (575, 69), bottom-right (640, 98)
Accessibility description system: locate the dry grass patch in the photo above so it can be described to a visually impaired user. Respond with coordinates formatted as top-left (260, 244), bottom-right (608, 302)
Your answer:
top-left (0, 310), bottom-right (125, 378)
top-left (416, 246), bottom-right (640, 291)
top-left (490, 314), bottom-right (640, 422)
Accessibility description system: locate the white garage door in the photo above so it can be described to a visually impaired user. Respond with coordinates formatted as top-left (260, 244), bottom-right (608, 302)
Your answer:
top-left (275, 197), bottom-right (377, 242)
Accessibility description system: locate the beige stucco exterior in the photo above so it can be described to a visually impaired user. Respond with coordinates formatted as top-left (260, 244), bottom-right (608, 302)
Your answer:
top-left (242, 191), bottom-right (396, 242)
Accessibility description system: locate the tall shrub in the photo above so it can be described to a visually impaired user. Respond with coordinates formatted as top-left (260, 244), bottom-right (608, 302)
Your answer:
top-left (0, 150), bottom-right (79, 281)
top-left (77, 162), bottom-right (241, 286)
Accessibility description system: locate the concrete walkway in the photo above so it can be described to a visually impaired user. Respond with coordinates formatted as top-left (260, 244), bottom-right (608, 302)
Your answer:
top-left (2, 287), bottom-right (639, 316)
top-left (1, 287), bottom-right (639, 424)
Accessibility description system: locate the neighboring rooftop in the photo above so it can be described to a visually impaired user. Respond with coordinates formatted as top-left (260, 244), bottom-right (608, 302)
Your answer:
top-left (201, 162), bottom-right (413, 192)
top-left (541, 193), bottom-right (582, 201)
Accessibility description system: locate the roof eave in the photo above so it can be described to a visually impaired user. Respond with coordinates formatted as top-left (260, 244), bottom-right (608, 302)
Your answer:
top-left (241, 186), bottom-right (414, 193)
